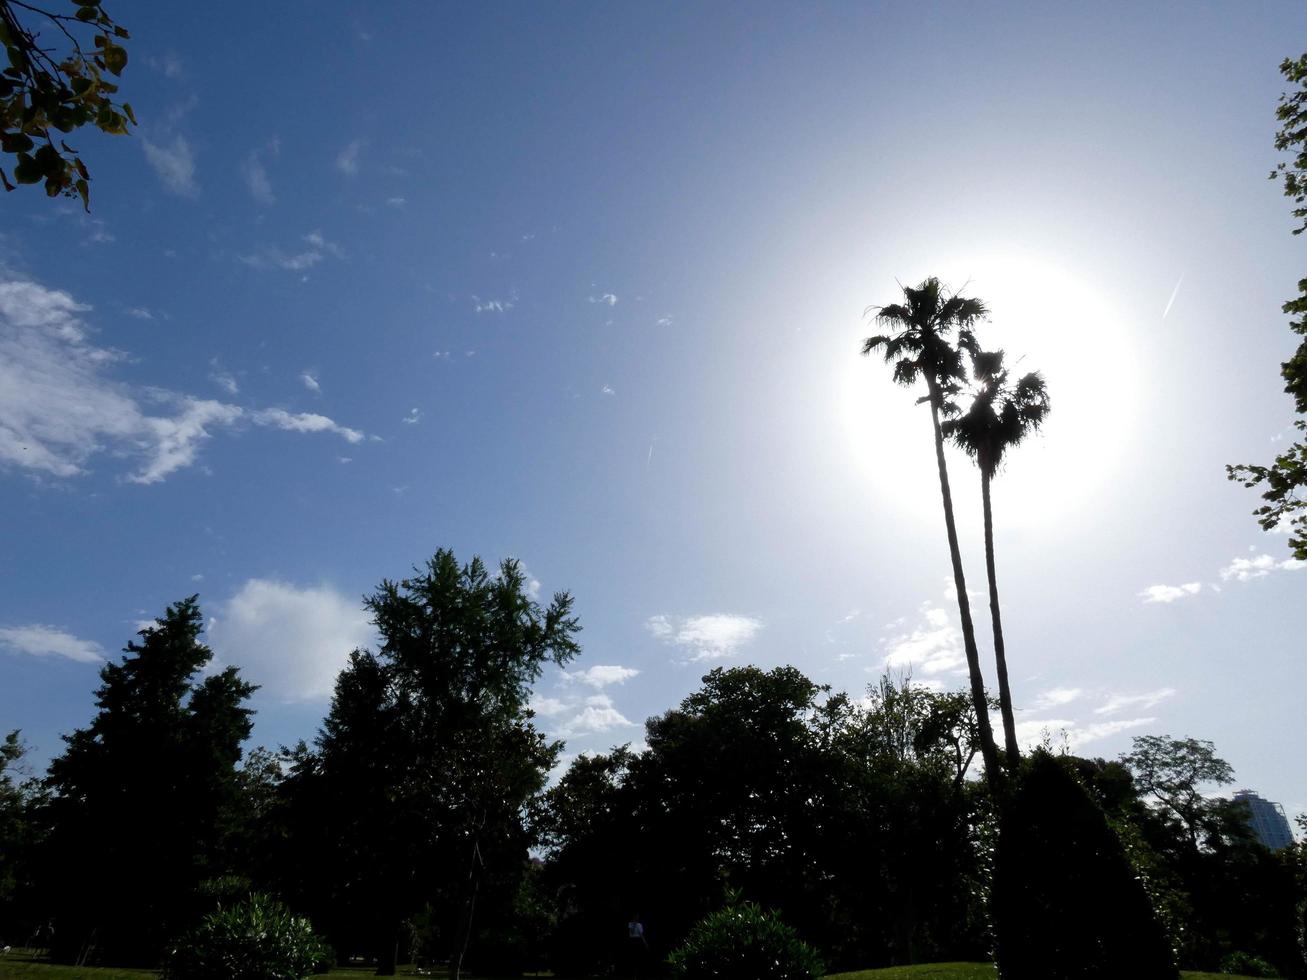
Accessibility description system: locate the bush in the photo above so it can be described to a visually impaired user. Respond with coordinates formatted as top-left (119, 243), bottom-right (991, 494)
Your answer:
top-left (165, 893), bottom-right (330, 980)
top-left (1220, 950), bottom-right (1282, 977)
top-left (993, 751), bottom-right (1178, 980)
top-left (668, 900), bottom-right (823, 980)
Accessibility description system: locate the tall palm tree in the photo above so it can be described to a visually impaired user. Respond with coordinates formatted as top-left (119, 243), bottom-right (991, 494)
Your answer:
top-left (942, 348), bottom-right (1050, 771)
top-left (862, 277), bottom-right (1002, 790)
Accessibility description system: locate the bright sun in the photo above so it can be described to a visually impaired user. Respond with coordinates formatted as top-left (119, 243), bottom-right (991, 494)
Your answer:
top-left (839, 249), bottom-right (1143, 532)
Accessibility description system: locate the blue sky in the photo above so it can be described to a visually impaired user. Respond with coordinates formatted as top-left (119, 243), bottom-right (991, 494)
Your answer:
top-left (1, 2), bottom-right (1304, 820)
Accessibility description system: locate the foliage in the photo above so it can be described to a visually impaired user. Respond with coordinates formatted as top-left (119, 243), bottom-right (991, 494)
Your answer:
top-left (0, 0), bottom-right (133, 207)
top-left (1219, 951), bottom-right (1282, 977)
top-left (861, 277), bottom-right (1002, 788)
top-left (39, 597), bottom-right (257, 965)
top-left (1122, 735), bottom-right (1236, 852)
top-left (543, 669), bottom-right (992, 973)
top-left (668, 899), bottom-right (825, 980)
top-left (941, 345), bottom-right (1049, 769)
top-left (0, 729), bottom-right (45, 940)
top-left (1228, 53), bottom-right (1307, 559)
top-left (992, 751), bottom-right (1178, 980)
top-left (164, 893), bottom-right (330, 980)
top-left (299, 550), bottom-right (579, 975)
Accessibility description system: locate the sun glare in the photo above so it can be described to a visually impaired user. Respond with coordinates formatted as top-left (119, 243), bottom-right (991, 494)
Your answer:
top-left (840, 250), bottom-right (1142, 531)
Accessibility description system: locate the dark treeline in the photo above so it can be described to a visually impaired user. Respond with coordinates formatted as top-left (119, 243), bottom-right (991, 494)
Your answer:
top-left (0, 549), bottom-right (1303, 977)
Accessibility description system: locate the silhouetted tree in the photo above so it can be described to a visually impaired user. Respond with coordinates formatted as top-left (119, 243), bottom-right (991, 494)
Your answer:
top-left (40, 597), bottom-right (256, 965)
top-left (861, 278), bottom-right (1001, 789)
top-left (1121, 735), bottom-right (1236, 855)
top-left (1228, 52), bottom-right (1307, 560)
top-left (0, 730), bottom-right (44, 947)
top-left (312, 550), bottom-right (579, 976)
top-left (942, 346), bottom-right (1049, 768)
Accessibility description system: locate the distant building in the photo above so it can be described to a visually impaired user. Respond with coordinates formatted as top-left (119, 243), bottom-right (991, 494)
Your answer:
top-left (1233, 790), bottom-right (1294, 850)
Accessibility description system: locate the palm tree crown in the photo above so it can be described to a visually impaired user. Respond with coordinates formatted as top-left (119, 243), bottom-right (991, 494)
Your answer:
top-left (862, 277), bottom-right (986, 411)
top-left (942, 349), bottom-right (1050, 476)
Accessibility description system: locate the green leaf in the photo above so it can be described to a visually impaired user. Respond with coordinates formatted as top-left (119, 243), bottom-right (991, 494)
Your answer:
top-left (75, 6), bottom-right (98, 22)
top-left (1, 131), bottom-right (34, 153)
top-left (12, 152), bottom-right (41, 184)
top-left (122, 102), bottom-right (136, 125)
top-left (102, 43), bottom-right (127, 76)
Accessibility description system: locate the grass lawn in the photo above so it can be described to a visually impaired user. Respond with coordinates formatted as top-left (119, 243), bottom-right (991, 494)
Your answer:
top-left (0, 951), bottom-right (1260, 980)
top-left (827, 966), bottom-right (1254, 980)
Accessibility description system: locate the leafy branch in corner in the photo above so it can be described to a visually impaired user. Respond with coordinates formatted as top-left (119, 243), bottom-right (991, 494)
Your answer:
top-left (1226, 53), bottom-right (1307, 560)
top-left (0, 0), bottom-right (133, 209)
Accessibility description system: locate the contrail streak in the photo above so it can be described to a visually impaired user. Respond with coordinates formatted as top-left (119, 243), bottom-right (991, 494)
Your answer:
top-left (1162, 272), bottom-right (1185, 320)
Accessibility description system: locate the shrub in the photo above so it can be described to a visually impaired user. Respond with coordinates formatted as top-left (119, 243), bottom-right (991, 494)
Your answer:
top-left (1220, 950), bottom-right (1282, 977)
top-left (165, 893), bottom-right (330, 980)
top-left (668, 900), bottom-right (823, 980)
top-left (993, 751), bottom-right (1178, 980)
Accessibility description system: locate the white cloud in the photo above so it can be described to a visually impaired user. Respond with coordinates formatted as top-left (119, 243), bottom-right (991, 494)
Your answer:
top-left (252, 408), bottom-right (363, 443)
top-left (472, 295), bottom-right (514, 314)
top-left (1139, 582), bottom-right (1202, 603)
top-left (142, 135), bottom-right (198, 196)
top-left (879, 603), bottom-right (965, 676)
top-left (301, 372), bottom-right (320, 393)
top-left (336, 140), bottom-right (363, 176)
top-left (210, 369), bottom-right (239, 395)
top-left (530, 694), bottom-right (569, 717)
top-left (589, 293), bottom-right (618, 306)
top-left (386, 197), bottom-right (406, 207)
top-left (645, 613), bottom-right (763, 661)
top-left (1220, 553), bottom-right (1305, 582)
top-left (209, 579), bottom-right (375, 701)
top-left (0, 278), bottom-right (364, 483)
top-left (1032, 687), bottom-right (1083, 709)
top-left (656, 316), bottom-right (673, 327)
top-left (130, 398), bottom-right (243, 484)
top-left (240, 231), bottom-right (343, 272)
top-left (240, 140), bottom-right (278, 205)
top-left (125, 307), bottom-right (155, 320)
top-left (1013, 715), bottom-right (1157, 752)
top-left (558, 693), bottom-right (635, 736)
top-left (1094, 687), bottom-right (1177, 716)
top-left (563, 665), bottom-right (641, 689)
top-left (0, 624), bottom-right (103, 663)
top-left (601, 384), bottom-right (615, 396)
top-left (402, 407), bottom-right (421, 425)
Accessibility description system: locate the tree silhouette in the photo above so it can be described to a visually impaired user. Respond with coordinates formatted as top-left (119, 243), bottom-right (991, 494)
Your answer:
top-left (942, 347), bottom-right (1049, 769)
top-left (861, 278), bottom-right (1001, 789)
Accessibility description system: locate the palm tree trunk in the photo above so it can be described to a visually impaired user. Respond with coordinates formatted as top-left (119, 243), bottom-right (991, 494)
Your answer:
top-left (982, 468), bottom-right (1021, 769)
top-left (926, 378), bottom-right (1002, 792)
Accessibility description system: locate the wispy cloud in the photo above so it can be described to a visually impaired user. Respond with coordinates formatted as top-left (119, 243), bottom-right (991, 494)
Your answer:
top-left (0, 278), bottom-right (365, 483)
top-left (142, 135), bottom-right (198, 196)
top-left (241, 138), bottom-right (279, 205)
top-left (472, 294), bottom-right (515, 314)
top-left (0, 624), bottom-right (103, 663)
top-left (401, 407), bottom-right (421, 425)
top-left (878, 603), bottom-right (966, 676)
top-left (301, 371), bottom-right (320, 393)
top-left (1094, 687), bottom-right (1177, 716)
top-left (336, 139), bottom-right (363, 176)
top-left (589, 292), bottom-right (618, 306)
top-left (1032, 687), bottom-right (1083, 710)
top-left (646, 613), bottom-right (763, 661)
top-left (1015, 715), bottom-right (1157, 751)
top-left (1139, 582), bottom-right (1202, 603)
top-left (1162, 272), bottom-right (1185, 320)
top-left (240, 231), bottom-right (343, 272)
top-left (563, 664), bottom-right (641, 689)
